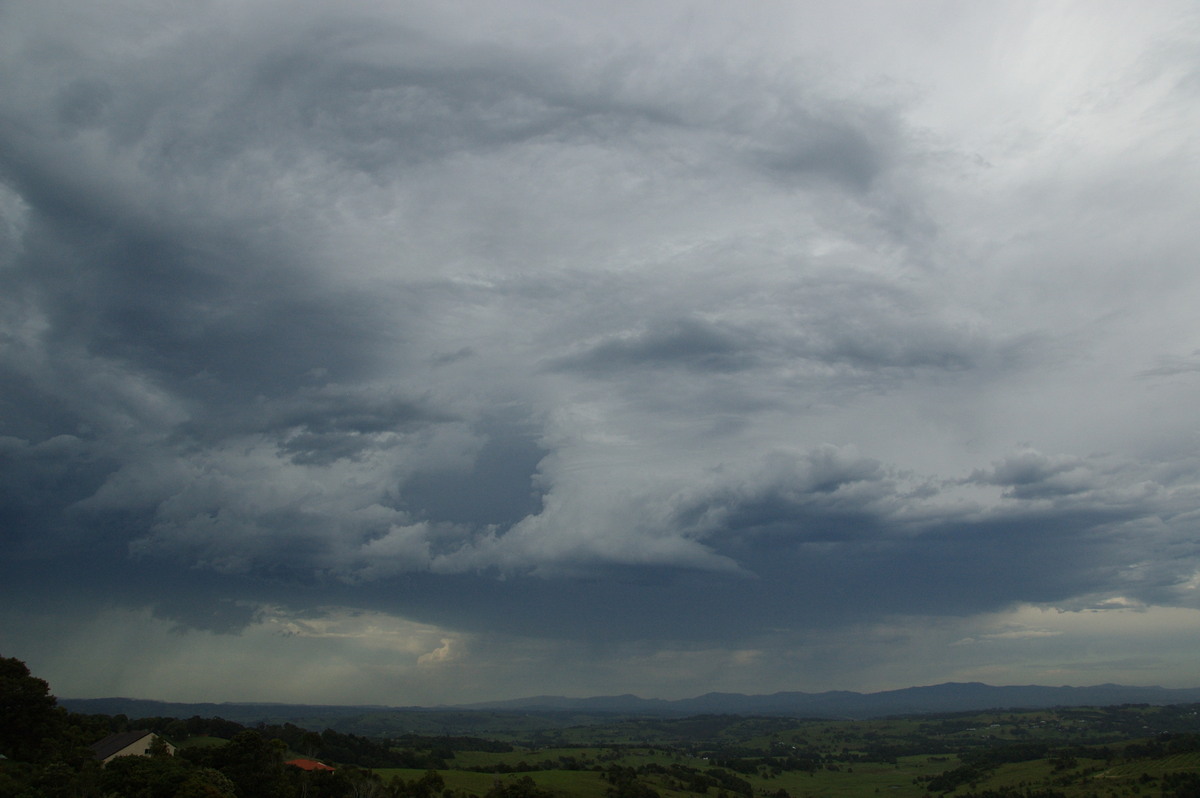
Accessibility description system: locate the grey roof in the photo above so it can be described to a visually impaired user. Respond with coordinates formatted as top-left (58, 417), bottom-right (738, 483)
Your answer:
top-left (89, 730), bottom-right (155, 761)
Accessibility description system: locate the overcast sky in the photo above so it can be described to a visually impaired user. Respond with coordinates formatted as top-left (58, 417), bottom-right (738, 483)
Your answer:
top-left (3, 0), bottom-right (1200, 706)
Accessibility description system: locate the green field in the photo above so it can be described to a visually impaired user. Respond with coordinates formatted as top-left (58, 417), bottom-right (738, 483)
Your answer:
top-left (356, 706), bottom-right (1200, 798)
top-left (176, 735), bottom-right (230, 749)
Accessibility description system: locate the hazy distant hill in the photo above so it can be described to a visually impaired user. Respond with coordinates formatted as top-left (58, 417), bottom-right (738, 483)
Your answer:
top-left (55, 697), bottom-right (406, 725)
top-left (61, 682), bottom-right (1200, 726)
top-left (459, 682), bottom-right (1200, 716)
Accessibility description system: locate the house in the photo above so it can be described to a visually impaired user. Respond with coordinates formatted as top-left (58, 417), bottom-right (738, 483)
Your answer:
top-left (89, 730), bottom-right (176, 764)
top-left (285, 758), bottom-right (336, 772)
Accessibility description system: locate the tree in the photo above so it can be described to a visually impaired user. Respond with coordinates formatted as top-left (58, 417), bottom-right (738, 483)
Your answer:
top-left (183, 730), bottom-right (290, 798)
top-left (149, 734), bottom-right (173, 758)
top-left (0, 655), bottom-right (62, 762)
top-left (174, 767), bottom-right (238, 798)
top-left (484, 775), bottom-right (555, 798)
top-left (99, 753), bottom-right (195, 798)
top-left (387, 769), bottom-right (444, 798)
top-left (341, 765), bottom-right (385, 798)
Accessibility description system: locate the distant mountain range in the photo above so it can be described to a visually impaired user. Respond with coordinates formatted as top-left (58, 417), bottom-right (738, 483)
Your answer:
top-left (455, 682), bottom-right (1200, 717)
top-left (60, 682), bottom-right (1200, 724)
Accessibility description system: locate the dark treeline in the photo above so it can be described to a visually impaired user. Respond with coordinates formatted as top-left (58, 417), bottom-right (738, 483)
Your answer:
top-left (0, 656), bottom-right (501, 798)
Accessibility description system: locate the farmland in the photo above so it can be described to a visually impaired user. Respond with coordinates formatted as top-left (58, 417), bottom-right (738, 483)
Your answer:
top-left (352, 704), bottom-right (1200, 798)
top-left (5, 651), bottom-right (1200, 798)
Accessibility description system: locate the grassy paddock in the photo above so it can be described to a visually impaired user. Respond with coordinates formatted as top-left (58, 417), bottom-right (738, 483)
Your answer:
top-left (449, 746), bottom-right (696, 770)
top-left (1098, 749), bottom-right (1200, 778)
top-left (176, 736), bottom-right (229, 749)
top-left (365, 706), bottom-right (1200, 798)
top-left (373, 768), bottom-right (611, 798)
top-left (751, 755), bottom-right (955, 798)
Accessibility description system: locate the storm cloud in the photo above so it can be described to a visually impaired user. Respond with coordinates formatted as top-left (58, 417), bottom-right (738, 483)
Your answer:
top-left (3, 1), bottom-right (1200, 704)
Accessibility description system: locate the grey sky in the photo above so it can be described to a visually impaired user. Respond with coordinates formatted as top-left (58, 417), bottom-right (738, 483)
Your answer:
top-left (3, 0), bottom-right (1200, 705)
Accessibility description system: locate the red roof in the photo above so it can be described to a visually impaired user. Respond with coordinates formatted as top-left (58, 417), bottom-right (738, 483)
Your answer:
top-left (285, 758), bottom-right (335, 771)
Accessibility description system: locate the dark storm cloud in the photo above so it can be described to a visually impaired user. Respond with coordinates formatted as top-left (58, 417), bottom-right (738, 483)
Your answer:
top-left (319, 504), bottom-right (1144, 643)
top-left (0, 434), bottom-right (114, 553)
top-left (400, 418), bottom-right (546, 527)
top-left (258, 387), bottom-right (451, 463)
top-left (3, 1), bottom-right (1200, 701)
top-left (0, 0), bottom-right (1152, 607)
top-left (1138, 351), bottom-right (1200, 378)
top-left (669, 447), bottom-right (894, 539)
top-left (4, 177), bottom-right (397, 401)
top-left (549, 318), bottom-right (762, 374)
top-left (966, 450), bottom-right (1097, 500)
top-left (550, 304), bottom-right (981, 382)
top-left (750, 109), bottom-right (894, 191)
top-left (363, 439), bottom-right (1196, 644)
top-left (547, 277), bottom-right (993, 420)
